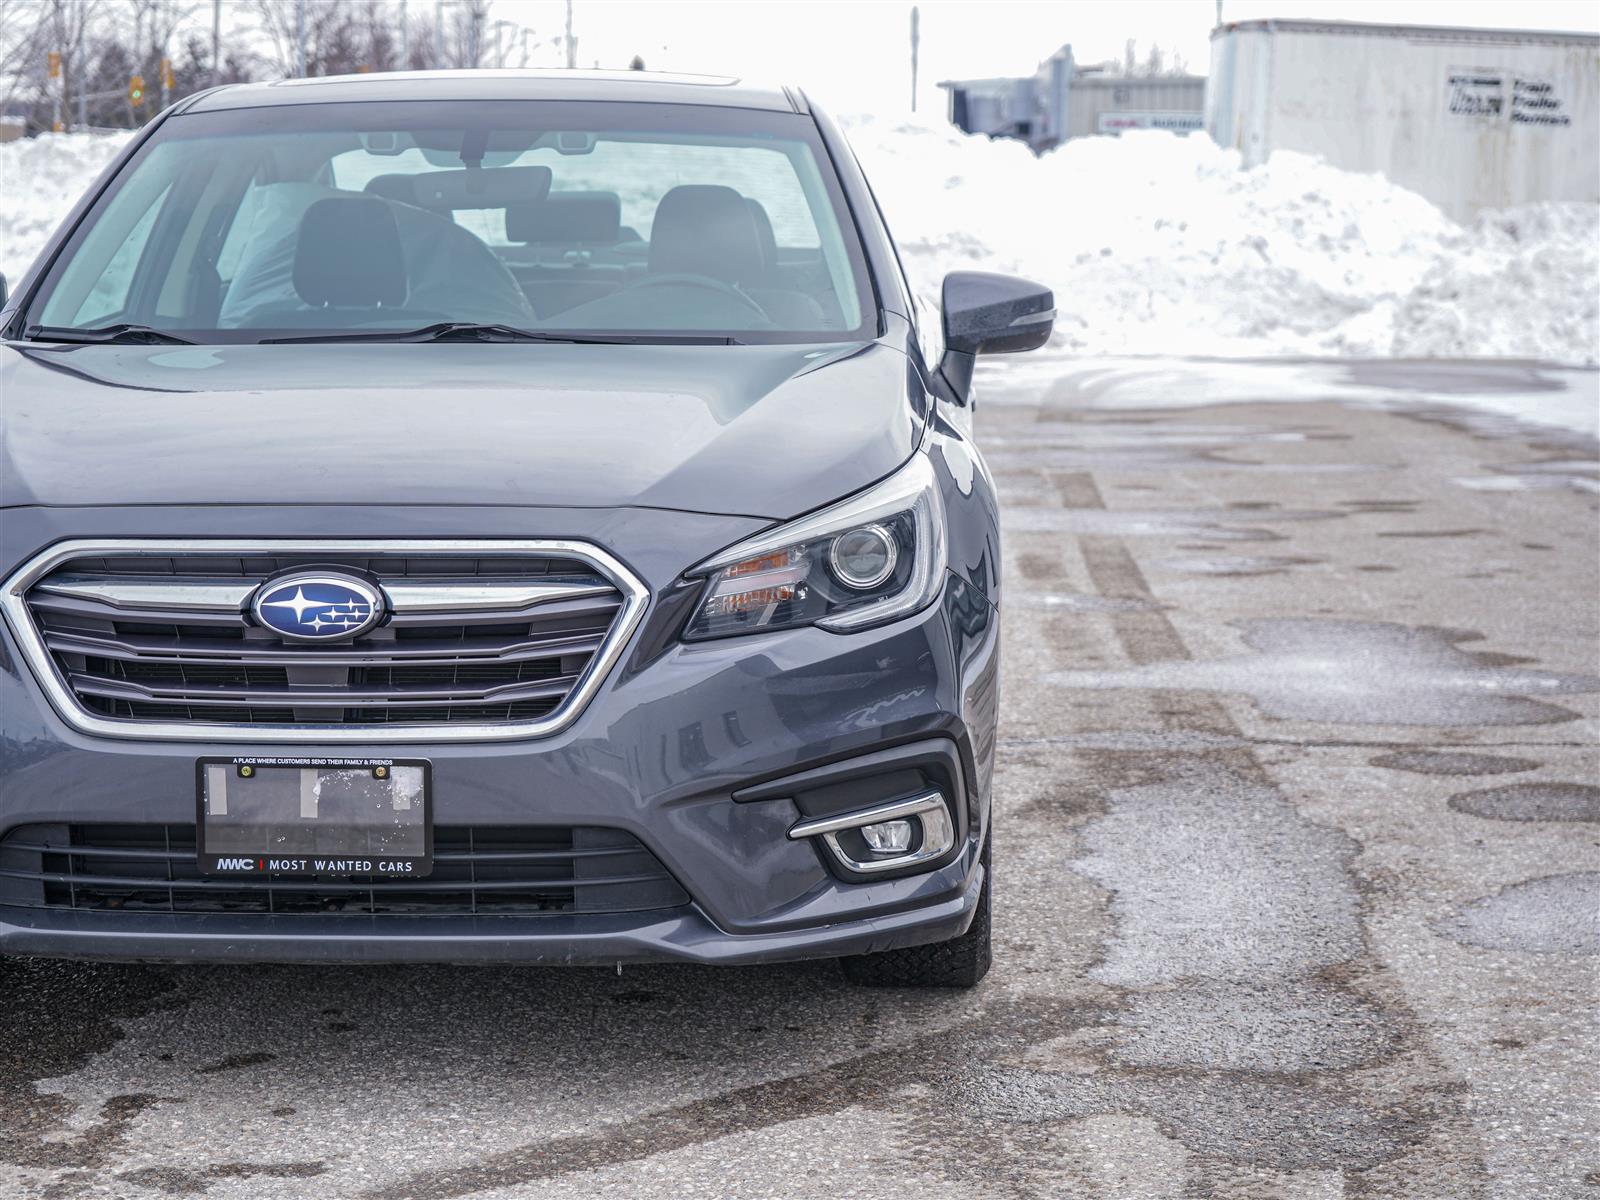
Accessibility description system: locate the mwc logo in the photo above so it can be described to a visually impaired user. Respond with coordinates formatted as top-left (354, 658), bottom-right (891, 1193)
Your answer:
top-left (214, 858), bottom-right (261, 871)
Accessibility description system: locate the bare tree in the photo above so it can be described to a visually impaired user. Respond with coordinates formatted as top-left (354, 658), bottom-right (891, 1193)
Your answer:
top-left (250, 0), bottom-right (359, 77)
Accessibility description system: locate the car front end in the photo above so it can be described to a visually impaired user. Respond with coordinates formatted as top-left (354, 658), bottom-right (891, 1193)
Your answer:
top-left (0, 71), bottom-right (1049, 985)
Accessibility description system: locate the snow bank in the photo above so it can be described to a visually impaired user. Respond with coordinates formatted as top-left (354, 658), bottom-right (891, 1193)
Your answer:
top-left (842, 114), bottom-right (1600, 367)
top-left (2, 121), bottom-right (1595, 367)
top-left (0, 130), bottom-right (131, 283)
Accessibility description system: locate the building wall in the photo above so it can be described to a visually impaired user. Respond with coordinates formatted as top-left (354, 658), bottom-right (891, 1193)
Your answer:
top-left (1066, 78), bottom-right (1207, 139)
top-left (1208, 20), bottom-right (1600, 220)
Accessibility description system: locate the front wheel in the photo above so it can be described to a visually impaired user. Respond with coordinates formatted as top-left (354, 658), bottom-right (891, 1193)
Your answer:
top-left (839, 839), bottom-right (992, 988)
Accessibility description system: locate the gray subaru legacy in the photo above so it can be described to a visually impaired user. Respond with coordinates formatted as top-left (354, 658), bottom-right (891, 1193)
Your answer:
top-left (0, 70), bottom-right (1052, 987)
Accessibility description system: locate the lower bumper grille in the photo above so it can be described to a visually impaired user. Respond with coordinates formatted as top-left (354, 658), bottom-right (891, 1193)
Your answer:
top-left (0, 824), bottom-right (688, 917)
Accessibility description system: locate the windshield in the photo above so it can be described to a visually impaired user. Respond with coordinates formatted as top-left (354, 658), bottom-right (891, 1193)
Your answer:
top-left (23, 99), bottom-right (876, 345)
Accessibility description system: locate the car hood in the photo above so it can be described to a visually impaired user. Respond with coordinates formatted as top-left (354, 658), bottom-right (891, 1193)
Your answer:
top-left (0, 340), bottom-right (922, 519)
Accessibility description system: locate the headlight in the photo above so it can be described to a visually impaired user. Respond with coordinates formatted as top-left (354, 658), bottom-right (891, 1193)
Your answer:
top-left (684, 453), bottom-right (947, 640)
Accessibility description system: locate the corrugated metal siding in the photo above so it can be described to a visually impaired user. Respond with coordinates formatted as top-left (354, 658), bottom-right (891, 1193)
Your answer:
top-left (1066, 78), bottom-right (1207, 138)
top-left (1207, 21), bottom-right (1600, 220)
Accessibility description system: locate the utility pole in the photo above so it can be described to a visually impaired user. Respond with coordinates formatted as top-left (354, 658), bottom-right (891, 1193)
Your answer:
top-left (910, 6), bottom-right (920, 112)
top-left (75, 18), bottom-right (86, 127)
top-left (436, 1), bottom-right (445, 68)
top-left (400, 0), bottom-right (409, 67)
top-left (295, 0), bottom-right (307, 78)
top-left (565, 1), bottom-right (576, 69)
top-left (211, 0), bottom-right (221, 87)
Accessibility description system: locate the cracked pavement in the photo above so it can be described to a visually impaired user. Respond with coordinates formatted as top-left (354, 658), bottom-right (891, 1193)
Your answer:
top-left (2, 357), bottom-right (1597, 1198)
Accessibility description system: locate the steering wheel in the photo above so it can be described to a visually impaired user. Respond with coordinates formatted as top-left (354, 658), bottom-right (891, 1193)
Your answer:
top-left (624, 273), bottom-right (772, 321)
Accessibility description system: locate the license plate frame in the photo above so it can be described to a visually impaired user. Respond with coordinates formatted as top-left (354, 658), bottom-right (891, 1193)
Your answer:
top-left (195, 756), bottom-right (433, 879)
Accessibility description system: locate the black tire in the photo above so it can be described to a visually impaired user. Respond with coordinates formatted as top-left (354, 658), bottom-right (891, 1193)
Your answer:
top-left (839, 840), bottom-right (992, 988)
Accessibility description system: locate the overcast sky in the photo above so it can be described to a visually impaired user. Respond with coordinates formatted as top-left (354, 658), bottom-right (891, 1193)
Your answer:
top-left (465, 0), bottom-right (1600, 111)
top-left (208, 0), bottom-right (1600, 115)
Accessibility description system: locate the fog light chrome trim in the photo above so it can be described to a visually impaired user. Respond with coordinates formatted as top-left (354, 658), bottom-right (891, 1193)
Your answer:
top-left (786, 791), bottom-right (954, 874)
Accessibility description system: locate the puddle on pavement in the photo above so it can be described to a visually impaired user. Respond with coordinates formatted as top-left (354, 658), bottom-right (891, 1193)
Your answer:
top-left (1047, 619), bottom-right (1600, 727)
top-left (1447, 783), bottom-right (1600, 823)
top-left (985, 754), bottom-right (1455, 1176)
top-left (1073, 759), bottom-right (1364, 986)
top-left (0, 961), bottom-right (180, 1172)
top-left (1437, 873), bottom-right (1600, 955)
top-left (1153, 554), bottom-right (1321, 577)
top-left (1112, 979), bottom-right (1400, 1072)
top-left (951, 1065), bottom-right (1422, 1173)
top-left (1370, 750), bottom-right (1540, 776)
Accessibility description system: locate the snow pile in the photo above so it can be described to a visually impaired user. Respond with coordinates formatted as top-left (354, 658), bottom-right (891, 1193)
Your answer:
top-left (2, 122), bottom-right (1595, 366)
top-left (842, 114), bottom-right (1600, 366)
top-left (0, 130), bottom-right (131, 283)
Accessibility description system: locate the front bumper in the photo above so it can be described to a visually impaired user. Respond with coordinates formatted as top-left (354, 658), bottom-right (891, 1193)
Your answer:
top-left (0, 870), bottom-right (984, 965)
top-left (0, 510), bottom-right (999, 966)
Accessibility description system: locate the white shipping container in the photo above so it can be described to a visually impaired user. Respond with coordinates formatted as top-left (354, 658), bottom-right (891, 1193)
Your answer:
top-left (1207, 19), bottom-right (1600, 221)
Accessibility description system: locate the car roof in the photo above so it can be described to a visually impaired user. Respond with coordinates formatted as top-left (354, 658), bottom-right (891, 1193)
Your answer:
top-left (183, 69), bottom-right (807, 114)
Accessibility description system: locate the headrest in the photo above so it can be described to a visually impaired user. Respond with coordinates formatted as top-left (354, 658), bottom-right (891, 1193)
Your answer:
top-left (363, 165), bottom-right (553, 211)
top-left (293, 196), bottom-right (407, 308)
top-left (362, 174), bottom-right (417, 205)
top-left (647, 185), bottom-right (763, 285)
top-left (745, 198), bottom-right (778, 274)
top-left (506, 191), bottom-right (623, 244)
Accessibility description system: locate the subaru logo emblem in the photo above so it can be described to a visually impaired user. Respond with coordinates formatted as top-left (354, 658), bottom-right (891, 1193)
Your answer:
top-left (250, 572), bottom-right (383, 641)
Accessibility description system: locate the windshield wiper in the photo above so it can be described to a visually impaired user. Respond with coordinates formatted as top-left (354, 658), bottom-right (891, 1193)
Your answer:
top-left (26, 323), bottom-right (198, 346)
top-left (261, 322), bottom-right (743, 345)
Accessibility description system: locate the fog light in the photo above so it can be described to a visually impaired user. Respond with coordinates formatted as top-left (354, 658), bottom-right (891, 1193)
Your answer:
top-left (861, 819), bottom-right (913, 853)
top-left (787, 791), bottom-right (956, 875)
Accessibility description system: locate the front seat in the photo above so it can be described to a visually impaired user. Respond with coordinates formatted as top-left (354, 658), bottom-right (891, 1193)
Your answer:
top-left (643, 185), bottom-right (826, 328)
top-left (647, 184), bottom-right (767, 286)
top-left (292, 196), bottom-right (409, 309)
top-left (743, 197), bottom-right (826, 327)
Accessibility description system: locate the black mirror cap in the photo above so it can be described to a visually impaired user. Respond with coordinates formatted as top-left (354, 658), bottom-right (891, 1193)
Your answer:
top-left (941, 270), bottom-right (1054, 357)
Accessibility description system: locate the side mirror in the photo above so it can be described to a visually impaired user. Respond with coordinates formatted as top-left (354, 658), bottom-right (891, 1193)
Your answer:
top-left (0, 272), bottom-right (8, 310)
top-left (938, 270), bottom-right (1054, 402)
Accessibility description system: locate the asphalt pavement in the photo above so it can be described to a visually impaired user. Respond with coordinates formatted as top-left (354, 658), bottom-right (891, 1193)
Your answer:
top-left (3, 356), bottom-right (1597, 1199)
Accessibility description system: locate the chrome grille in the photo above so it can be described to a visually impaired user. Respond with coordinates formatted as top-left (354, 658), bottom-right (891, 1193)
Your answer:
top-left (2, 540), bottom-right (650, 742)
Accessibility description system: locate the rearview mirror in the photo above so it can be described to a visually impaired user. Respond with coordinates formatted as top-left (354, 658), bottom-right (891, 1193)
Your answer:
top-left (938, 270), bottom-right (1054, 402)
